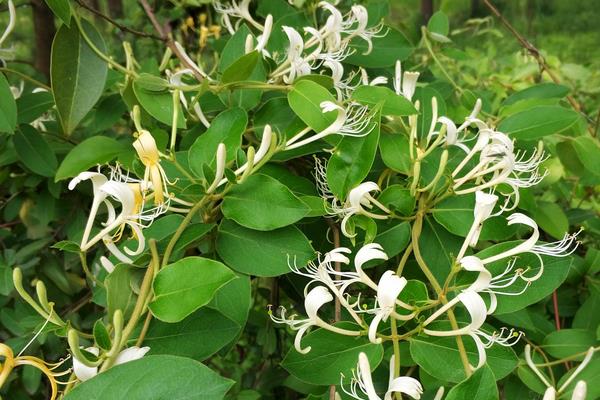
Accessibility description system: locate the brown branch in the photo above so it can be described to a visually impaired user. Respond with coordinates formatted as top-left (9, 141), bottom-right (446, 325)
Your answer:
top-left (138, 0), bottom-right (205, 82)
top-left (483, 0), bottom-right (589, 119)
top-left (75, 0), bottom-right (163, 41)
top-left (326, 219), bottom-right (341, 400)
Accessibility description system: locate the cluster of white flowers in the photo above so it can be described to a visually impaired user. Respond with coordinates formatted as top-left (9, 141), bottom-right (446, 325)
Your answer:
top-left (70, 131), bottom-right (189, 266)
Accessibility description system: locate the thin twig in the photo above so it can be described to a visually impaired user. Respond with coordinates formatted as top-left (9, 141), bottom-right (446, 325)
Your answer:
top-left (138, 0), bottom-right (205, 82)
top-left (483, 0), bottom-right (594, 132)
top-left (327, 219), bottom-right (341, 400)
top-left (75, 0), bottom-right (163, 41)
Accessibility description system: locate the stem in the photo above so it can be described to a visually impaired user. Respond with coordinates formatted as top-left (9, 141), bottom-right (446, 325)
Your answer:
top-left (73, 14), bottom-right (132, 76)
top-left (421, 26), bottom-right (462, 93)
top-left (161, 197), bottom-right (209, 267)
top-left (0, 67), bottom-right (50, 90)
top-left (412, 203), bottom-right (471, 376)
top-left (397, 242), bottom-right (413, 276)
top-left (390, 317), bottom-right (401, 396)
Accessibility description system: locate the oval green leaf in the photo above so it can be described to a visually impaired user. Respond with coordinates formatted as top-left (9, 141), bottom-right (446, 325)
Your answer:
top-left (51, 20), bottom-right (107, 135)
top-left (149, 256), bottom-right (236, 323)
top-left (221, 174), bottom-right (310, 231)
top-left (64, 355), bottom-right (233, 400)
top-left (55, 136), bottom-right (128, 181)
top-left (13, 125), bottom-right (57, 177)
top-left (216, 218), bottom-right (314, 277)
top-left (498, 105), bottom-right (580, 140)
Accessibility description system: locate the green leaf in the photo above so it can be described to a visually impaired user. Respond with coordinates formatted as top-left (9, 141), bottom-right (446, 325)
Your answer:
top-left (13, 125), bottom-right (57, 177)
top-left (0, 74), bottom-right (17, 133)
top-left (149, 256), bottom-right (236, 323)
top-left (414, 86), bottom-right (446, 140)
top-left (557, 136), bottom-right (600, 183)
top-left (428, 11), bottom-right (449, 37)
top-left (542, 329), bottom-right (598, 361)
top-left (373, 220), bottom-right (411, 258)
top-left (93, 320), bottom-right (111, 351)
top-left (55, 136), bottom-right (128, 181)
top-left (503, 83), bottom-right (569, 106)
top-left (51, 20), bottom-right (107, 135)
top-left (351, 86), bottom-right (417, 116)
top-left (45, 0), bottom-right (71, 26)
top-left (221, 51), bottom-right (260, 84)
top-left (379, 132), bottom-right (411, 174)
top-left (532, 201), bottom-right (569, 239)
top-left (419, 217), bottom-right (462, 283)
top-left (475, 243), bottom-right (572, 314)
top-left (105, 264), bottom-right (136, 320)
top-left (378, 185), bottom-right (415, 216)
top-left (445, 365), bottom-right (499, 400)
top-left (345, 27), bottom-right (413, 67)
top-left (282, 325), bottom-right (384, 385)
top-left (221, 174), bottom-right (310, 231)
top-left (409, 335), bottom-right (517, 383)
top-left (216, 219), bottom-right (314, 277)
top-left (326, 112), bottom-right (380, 198)
top-left (497, 105), bottom-right (580, 140)
top-left (138, 308), bottom-right (240, 361)
top-left (64, 355), bottom-right (233, 400)
top-left (288, 80), bottom-right (337, 132)
top-left (573, 287), bottom-right (600, 332)
top-left (188, 107), bottom-right (247, 180)
top-left (208, 273), bottom-right (251, 328)
top-left (133, 78), bottom-right (186, 128)
top-left (16, 91), bottom-right (54, 124)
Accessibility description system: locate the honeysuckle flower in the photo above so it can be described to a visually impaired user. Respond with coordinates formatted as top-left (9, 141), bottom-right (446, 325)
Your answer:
top-left (572, 381), bottom-right (587, 400)
top-left (456, 191), bottom-right (499, 261)
top-left (216, 124), bottom-right (273, 188)
top-left (133, 130), bottom-right (172, 206)
top-left (393, 60), bottom-right (420, 101)
top-left (480, 213), bottom-right (580, 281)
top-left (79, 180), bottom-right (161, 263)
top-left (69, 172), bottom-right (109, 248)
top-left (213, 0), bottom-right (263, 31)
top-left (206, 143), bottom-right (226, 193)
top-left (337, 182), bottom-right (391, 238)
top-left (99, 256), bottom-right (116, 274)
top-left (525, 345), bottom-right (594, 400)
top-left (254, 14), bottom-right (273, 55)
top-left (367, 270), bottom-right (408, 344)
top-left (319, 1), bottom-right (344, 51)
top-left (341, 352), bottom-right (423, 400)
top-left (167, 69), bottom-right (211, 128)
top-left (285, 101), bottom-right (375, 150)
top-left (423, 290), bottom-right (521, 370)
top-left (360, 68), bottom-right (388, 86)
top-left (343, 5), bottom-right (386, 55)
top-left (269, 285), bottom-right (359, 354)
top-left (72, 347), bottom-right (99, 382)
top-left (460, 256), bottom-right (530, 314)
top-left (73, 346), bottom-right (150, 382)
top-left (173, 41), bottom-right (210, 80)
top-left (436, 99), bottom-right (487, 152)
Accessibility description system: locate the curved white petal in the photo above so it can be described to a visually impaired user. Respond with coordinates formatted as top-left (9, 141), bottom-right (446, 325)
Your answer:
top-left (73, 347), bottom-right (99, 382)
top-left (377, 271), bottom-right (407, 310)
top-left (305, 286), bottom-right (333, 320)
top-left (114, 346), bottom-right (150, 365)
top-left (355, 243), bottom-right (388, 273)
top-left (385, 376), bottom-right (423, 400)
top-left (481, 213), bottom-right (539, 264)
top-left (358, 353), bottom-right (380, 400)
top-left (571, 381), bottom-right (587, 400)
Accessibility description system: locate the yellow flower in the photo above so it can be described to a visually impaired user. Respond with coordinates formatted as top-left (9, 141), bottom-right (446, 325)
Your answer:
top-left (133, 130), bottom-right (169, 205)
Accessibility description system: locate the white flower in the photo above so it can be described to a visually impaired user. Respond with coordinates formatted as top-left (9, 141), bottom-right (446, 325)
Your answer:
top-left (167, 69), bottom-right (211, 128)
top-left (393, 60), bottom-right (420, 101)
top-left (423, 290), bottom-right (521, 370)
top-left (73, 346), bottom-right (150, 382)
top-left (285, 101), bottom-right (375, 150)
top-left (338, 182), bottom-right (391, 238)
top-left (0, 0), bottom-right (15, 61)
top-left (255, 14), bottom-right (273, 55)
top-left (525, 345), bottom-right (594, 399)
top-left (480, 213), bottom-right (580, 281)
top-left (69, 172), bottom-right (110, 249)
top-left (269, 285), bottom-right (359, 354)
top-left (99, 256), bottom-right (116, 273)
top-left (367, 271), bottom-right (408, 344)
top-left (343, 5), bottom-right (386, 55)
top-left (319, 1), bottom-right (344, 51)
top-left (455, 191), bottom-right (499, 261)
top-left (341, 352), bottom-right (423, 400)
top-left (571, 381), bottom-right (587, 400)
top-left (132, 130), bottom-right (172, 205)
top-left (213, 0), bottom-right (263, 31)
top-left (280, 26), bottom-right (312, 83)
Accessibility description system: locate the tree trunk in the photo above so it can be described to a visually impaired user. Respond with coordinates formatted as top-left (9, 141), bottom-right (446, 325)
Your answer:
top-left (31, 0), bottom-right (56, 81)
top-left (421, 0), bottom-right (434, 24)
